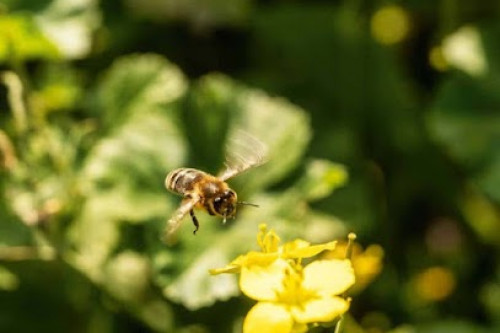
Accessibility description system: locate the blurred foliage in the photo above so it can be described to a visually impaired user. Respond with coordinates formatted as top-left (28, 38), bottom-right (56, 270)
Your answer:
top-left (1, 0), bottom-right (500, 332)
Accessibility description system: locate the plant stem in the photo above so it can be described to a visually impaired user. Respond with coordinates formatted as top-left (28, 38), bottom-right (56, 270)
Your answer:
top-left (1, 71), bottom-right (28, 133)
top-left (334, 315), bottom-right (345, 333)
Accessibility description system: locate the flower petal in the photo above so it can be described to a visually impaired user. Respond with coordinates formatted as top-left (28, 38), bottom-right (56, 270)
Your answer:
top-left (291, 296), bottom-right (349, 324)
top-left (209, 264), bottom-right (240, 275)
top-left (209, 252), bottom-right (278, 275)
top-left (257, 224), bottom-right (281, 253)
top-left (302, 259), bottom-right (355, 296)
top-left (282, 240), bottom-right (337, 259)
top-left (240, 258), bottom-right (288, 301)
top-left (243, 302), bottom-right (293, 333)
top-left (243, 251), bottom-right (280, 266)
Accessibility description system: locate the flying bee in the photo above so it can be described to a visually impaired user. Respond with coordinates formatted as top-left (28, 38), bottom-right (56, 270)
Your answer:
top-left (164, 133), bottom-right (267, 241)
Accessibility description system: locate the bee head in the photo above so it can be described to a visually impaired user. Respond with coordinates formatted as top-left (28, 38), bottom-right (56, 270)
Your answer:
top-left (213, 189), bottom-right (237, 221)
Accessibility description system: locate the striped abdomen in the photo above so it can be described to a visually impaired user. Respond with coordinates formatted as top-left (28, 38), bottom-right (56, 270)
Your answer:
top-left (165, 168), bottom-right (207, 195)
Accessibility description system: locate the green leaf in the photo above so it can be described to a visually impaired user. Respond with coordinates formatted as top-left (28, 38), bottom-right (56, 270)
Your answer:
top-left (103, 251), bottom-right (174, 331)
top-left (83, 110), bottom-right (187, 194)
top-left (2, 0), bottom-right (100, 59)
top-left (178, 73), bottom-right (311, 194)
top-left (95, 54), bottom-right (188, 129)
top-left (427, 24), bottom-right (500, 205)
top-left (162, 247), bottom-right (239, 310)
top-left (66, 197), bottom-right (122, 282)
top-left (31, 64), bottom-right (82, 116)
top-left (71, 109), bottom-right (187, 277)
top-left (69, 54), bottom-right (189, 286)
top-left (296, 159), bottom-right (348, 201)
top-left (180, 74), bottom-right (238, 171)
top-left (34, 0), bottom-right (101, 59)
top-left (79, 53), bottom-right (189, 221)
top-left (226, 84), bottom-right (311, 195)
top-left (427, 77), bottom-right (500, 170)
top-left (0, 14), bottom-right (59, 63)
top-left (427, 78), bottom-right (500, 208)
top-left (68, 54), bottom-right (335, 314)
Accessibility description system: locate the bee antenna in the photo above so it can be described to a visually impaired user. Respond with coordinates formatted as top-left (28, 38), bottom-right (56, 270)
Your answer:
top-left (237, 201), bottom-right (259, 208)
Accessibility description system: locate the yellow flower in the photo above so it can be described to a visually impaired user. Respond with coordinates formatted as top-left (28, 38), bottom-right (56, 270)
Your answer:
top-left (209, 225), bottom-right (356, 333)
top-left (323, 241), bottom-right (384, 292)
top-left (413, 266), bottom-right (456, 302)
top-left (209, 224), bottom-right (339, 301)
top-left (242, 260), bottom-right (355, 333)
top-left (209, 224), bottom-right (337, 276)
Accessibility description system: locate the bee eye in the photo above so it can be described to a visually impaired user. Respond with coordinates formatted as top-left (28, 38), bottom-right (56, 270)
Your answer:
top-left (213, 196), bottom-right (223, 213)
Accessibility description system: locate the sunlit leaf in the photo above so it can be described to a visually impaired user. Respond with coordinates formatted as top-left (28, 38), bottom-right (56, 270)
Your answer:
top-left (227, 85), bottom-right (311, 195)
top-left (178, 73), bottom-right (311, 194)
top-left (34, 0), bottom-right (101, 59)
top-left (69, 54), bottom-right (190, 292)
top-left (441, 25), bottom-right (488, 77)
top-left (0, 14), bottom-right (59, 63)
top-left (296, 159), bottom-right (348, 201)
top-left (67, 196), bottom-right (122, 281)
top-left (72, 110), bottom-right (187, 281)
top-left (83, 110), bottom-right (187, 194)
top-left (104, 250), bottom-right (177, 333)
top-left (95, 54), bottom-right (188, 129)
top-left (163, 248), bottom-right (238, 310)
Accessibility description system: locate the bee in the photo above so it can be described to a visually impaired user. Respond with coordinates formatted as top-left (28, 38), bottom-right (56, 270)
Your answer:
top-left (164, 133), bottom-right (267, 241)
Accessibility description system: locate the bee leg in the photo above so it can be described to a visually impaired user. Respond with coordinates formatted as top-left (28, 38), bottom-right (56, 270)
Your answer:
top-left (190, 209), bottom-right (200, 234)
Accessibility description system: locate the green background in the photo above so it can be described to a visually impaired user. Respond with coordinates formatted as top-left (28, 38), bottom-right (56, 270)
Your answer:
top-left (1, 0), bottom-right (499, 332)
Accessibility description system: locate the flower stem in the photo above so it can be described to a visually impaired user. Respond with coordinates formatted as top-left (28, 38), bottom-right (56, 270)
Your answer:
top-left (333, 315), bottom-right (345, 333)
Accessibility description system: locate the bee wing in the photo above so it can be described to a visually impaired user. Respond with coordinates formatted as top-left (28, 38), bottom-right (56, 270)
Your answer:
top-left (218, 131), bottom-right (268, 181)
top-left (164, 197), bottom-right (199, 242)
